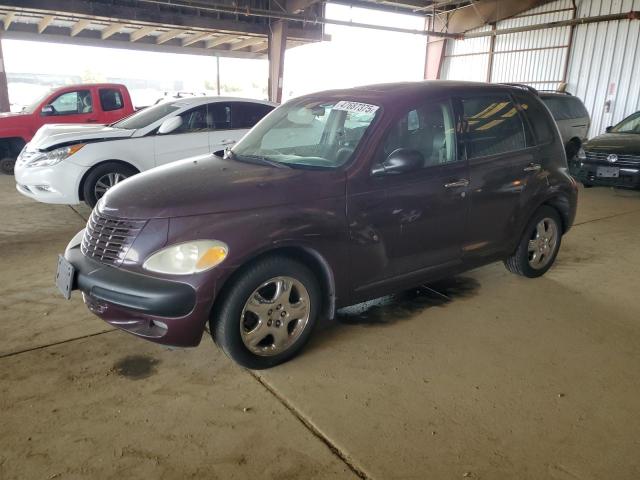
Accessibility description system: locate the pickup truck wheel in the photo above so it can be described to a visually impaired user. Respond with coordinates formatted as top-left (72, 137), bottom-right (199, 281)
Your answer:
top-left (83, 163), bottom-right (137, 208)
top-left (210, 256), bottom-right (320, 369)
top-left (504, 206), bottom-right (562, 278)
top-left (0, 157), bottom-right (15, 175)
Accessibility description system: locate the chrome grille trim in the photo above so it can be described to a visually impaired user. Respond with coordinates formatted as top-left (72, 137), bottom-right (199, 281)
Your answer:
top-left (585, 151), bottom-right (640, 163)
top-left (80, 208), bottom-right (146, 266)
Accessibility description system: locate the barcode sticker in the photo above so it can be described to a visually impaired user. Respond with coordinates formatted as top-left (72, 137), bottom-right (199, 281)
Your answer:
top-left (333, 101), bottom-right (379, 114)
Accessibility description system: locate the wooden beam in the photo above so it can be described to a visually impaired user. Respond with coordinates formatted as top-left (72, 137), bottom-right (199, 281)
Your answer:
top-left (37, 15), bottom-right (55, 34)
top-left (205, 35), bottom-right (237, 49)
top-left (129, 25), bottom-right (155, 42)
top-left (181, 31), bottom-right (212, 47)
top-left (70, 19), bottom-right (90, 37)
top-left (156, 28), bottom-right (184, 44)
top-left (229, 37), bottom-right (265, 51)
top-left (251, 41), bottom-right (268, 53)
top-left (100, 22), bottom-right (123, 39)
top-left (3, 12), bottom-right (15, 30)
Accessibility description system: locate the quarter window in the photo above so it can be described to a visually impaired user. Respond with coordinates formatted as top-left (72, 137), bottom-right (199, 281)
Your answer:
top-left (381, 100), bottom-right (457, 168)
top-left (99, 88), bottom-right (124, 112)
top-left (49, 90), bottom-right (92, 115)
top-left (460, 95), bottom-right (527, 158)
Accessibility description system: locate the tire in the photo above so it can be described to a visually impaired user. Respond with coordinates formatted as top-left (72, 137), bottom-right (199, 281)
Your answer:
top-left (82, 162), bottom-right (137, 208)
top-left (211, 256), bottom-right (321, 369)
top-left (504, 206), bottom-right (562, 278)
top-left (0, 156), bottom-right (15, 175)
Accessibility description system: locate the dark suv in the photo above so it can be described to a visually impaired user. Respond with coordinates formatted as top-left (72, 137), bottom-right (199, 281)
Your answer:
top-left (57, 81), bottom-right (578, 369)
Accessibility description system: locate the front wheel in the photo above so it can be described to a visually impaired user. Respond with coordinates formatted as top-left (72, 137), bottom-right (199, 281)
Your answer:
top-left (0, 156), bottom-right (15, 175)
top-left (211, 256), bottom-right (320, 369)
top-left (82, 162), bottom-right (137, 208)
top-left (504, 206), bottom-right (562, 278)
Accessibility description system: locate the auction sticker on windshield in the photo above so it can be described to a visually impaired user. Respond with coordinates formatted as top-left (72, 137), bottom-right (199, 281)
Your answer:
top-left (333, 101), bottom-right (379, 114)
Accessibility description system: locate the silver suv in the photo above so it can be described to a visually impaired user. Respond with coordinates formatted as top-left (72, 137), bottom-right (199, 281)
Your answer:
top-left (539, 91), bottom-right (590, 160)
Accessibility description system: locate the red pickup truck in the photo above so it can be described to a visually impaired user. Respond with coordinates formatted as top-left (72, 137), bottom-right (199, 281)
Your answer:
top-left (0, 83), bottom-right (134, 174)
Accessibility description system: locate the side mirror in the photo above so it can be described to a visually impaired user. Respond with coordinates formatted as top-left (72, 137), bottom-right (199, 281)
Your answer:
top-left (41, 105), bottom-right (54, 116)
top-left (372, 148), bottom-right (424, 176)
top-left (158, 116), bottom-right (183, 135)
top-left (605, 125), bottom-right (613, 133)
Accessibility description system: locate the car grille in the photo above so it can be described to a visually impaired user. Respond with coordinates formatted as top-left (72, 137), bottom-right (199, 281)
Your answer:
top-left (81, 209), bottom-right (146, 266)
top-left (585, 151), bottom-right (640, 163)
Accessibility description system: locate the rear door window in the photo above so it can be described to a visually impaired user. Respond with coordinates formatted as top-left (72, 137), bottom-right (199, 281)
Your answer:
top-left (99, 88), bottom-right (124, 112)
top-left (459, 94), bottom-right (528, 159)
top-left (513, 94), bottom-right (554, 145)
top-left (230, 102), bottom-right (274, 129)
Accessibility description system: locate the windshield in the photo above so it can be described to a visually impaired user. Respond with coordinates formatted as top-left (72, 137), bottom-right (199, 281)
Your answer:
top-left (22, 89), bottom-right (55, 114)
top-left (230, 99), bottom-right (380, 168)
top-left (113, 102), bottom-right (181, 130)
top-left (611, 112), bottom-right (640, 134)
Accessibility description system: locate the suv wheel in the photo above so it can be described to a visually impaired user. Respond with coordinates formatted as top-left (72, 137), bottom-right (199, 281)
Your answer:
top-left (83, 162), bottom-right (137, 208)
top-left (211, 256), bottom-right (320, 369)
top-left (0, 157), bottom-right (15, 175)
top-left (504, 206), bottom-right (562, 278)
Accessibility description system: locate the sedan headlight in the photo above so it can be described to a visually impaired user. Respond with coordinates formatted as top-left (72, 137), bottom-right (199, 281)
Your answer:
top-left (25, 144), bottom-right (86, 167)
top-left (143, 240), bottom-right (228, 275)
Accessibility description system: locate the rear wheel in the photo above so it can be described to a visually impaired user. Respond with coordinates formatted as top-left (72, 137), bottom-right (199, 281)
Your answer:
top-left (211, 256), bottom-right (320, 369)
top-left (82, 162), bottom-right (137, 208)
top-left (504, 206), bottom-right (562, 278)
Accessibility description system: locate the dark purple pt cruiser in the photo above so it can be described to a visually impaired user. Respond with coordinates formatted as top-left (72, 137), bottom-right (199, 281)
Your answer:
top-left (57, 81), bottom-right (578, 369)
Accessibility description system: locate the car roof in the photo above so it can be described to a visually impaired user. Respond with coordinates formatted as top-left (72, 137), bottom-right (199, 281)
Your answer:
top-left (294, 80), bottom-right (540, 108)
top-left (161, 96), bottom-right (277, 108)
top-left (55, 83), bottom-right (127, 89)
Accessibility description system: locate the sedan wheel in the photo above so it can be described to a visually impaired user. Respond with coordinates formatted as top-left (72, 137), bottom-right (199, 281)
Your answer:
top-left (94, 172), bottom-right (128, 201)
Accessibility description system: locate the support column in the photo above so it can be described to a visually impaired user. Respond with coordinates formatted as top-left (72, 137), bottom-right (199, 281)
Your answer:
top-left (268, 20), bottom-right (287, 103)
top-left (216, 55), bottom-right (221, 96)
top-left (0, 35), bottom-right (10, 112)
top-left (424, 16), bottom-right (447, 80)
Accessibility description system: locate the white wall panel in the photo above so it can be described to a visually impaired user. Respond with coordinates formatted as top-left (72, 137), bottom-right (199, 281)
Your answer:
top-left (439, 0), bottom-right (640, 138)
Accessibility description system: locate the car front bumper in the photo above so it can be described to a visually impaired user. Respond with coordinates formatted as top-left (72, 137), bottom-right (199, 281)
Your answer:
top-left (14, 158), bottom-right (87, 204)
top-left (570, 162), bottom-right (640, 189)
top-left (64, 241), bottom-right (214, 347)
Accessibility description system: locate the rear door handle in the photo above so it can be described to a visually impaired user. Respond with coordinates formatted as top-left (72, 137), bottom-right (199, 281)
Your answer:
top-left (86, 118), bottom-right (98, 123)
top-left (444, 179), bottom-right (469, 188)
top-left (220, 139), bottom-right (236, 146)
top-left (524, 163), bottom-right (541, 172)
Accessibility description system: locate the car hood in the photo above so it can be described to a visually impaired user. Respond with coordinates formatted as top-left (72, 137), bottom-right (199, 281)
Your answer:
top-left (584, 132), bottom-right (640, 154)
top-left (100, 154), bottom-right (345, 220)
top-left (29, 123), bottom-right (134, 150)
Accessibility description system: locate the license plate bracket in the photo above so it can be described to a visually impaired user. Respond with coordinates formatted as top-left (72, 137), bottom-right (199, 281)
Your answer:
top-left (55, 255), bottom-right (75, 300)
top-left (596, 166), bottom-right (620, 178)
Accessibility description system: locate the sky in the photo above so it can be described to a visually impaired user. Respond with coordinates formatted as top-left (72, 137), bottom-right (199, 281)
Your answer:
top-left (2, 3), bottom-right (427, 109)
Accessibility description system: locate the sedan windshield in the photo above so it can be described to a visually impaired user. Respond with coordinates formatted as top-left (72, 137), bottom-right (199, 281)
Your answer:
top-left (612, 112), bottom-right (640, 134)
top-left (113, 102), bottom-right (181, 130)
top-left (230, 99), bottom-right (380, 168)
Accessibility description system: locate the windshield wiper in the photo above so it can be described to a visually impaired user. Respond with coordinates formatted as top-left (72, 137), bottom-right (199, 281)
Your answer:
top-left (226, 151), bottom-right (290, 169)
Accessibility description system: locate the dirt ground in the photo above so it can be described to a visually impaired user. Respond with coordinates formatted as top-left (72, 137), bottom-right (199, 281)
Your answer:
top-left (1, 174), bottom-right (640, 479)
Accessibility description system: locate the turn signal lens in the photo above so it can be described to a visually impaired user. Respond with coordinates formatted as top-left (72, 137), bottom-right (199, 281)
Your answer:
top-left (143, 240), bottom-right (228, 275)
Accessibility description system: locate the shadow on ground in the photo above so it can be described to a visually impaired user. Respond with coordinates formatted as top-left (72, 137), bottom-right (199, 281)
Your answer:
top-left (336, 276), bottom-right (480, 326)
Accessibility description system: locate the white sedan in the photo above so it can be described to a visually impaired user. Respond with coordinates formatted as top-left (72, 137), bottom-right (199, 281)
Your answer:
top-left (14, 96), bottom-right (276, 207)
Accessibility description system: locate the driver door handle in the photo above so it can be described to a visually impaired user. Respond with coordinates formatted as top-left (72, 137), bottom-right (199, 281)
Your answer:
top-left (220, 139), bottom-right (236, 146)
top-left (524, 163), bottom-right (541, 172)
top-left (86, 118), bottom-right (98, 123)
top-left (444, 179), bottom-right (469, 188)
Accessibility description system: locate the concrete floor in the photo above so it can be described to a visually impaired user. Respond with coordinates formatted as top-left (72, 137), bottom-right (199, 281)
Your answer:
top-left (1, 175), bottom-right (640, 480)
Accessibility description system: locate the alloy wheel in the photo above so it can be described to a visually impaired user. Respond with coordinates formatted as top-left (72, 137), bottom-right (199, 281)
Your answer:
top-left (240, 276), bottom-right (310, 356)
top-left (527, 217), bottom-right (558, 270)
top-left (94, 172), bottom-right (128, 200)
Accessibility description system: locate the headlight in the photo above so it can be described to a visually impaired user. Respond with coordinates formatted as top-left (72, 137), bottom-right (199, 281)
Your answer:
top-left (25, 144), bottom-right (85, 167)
top-left (577, 147), bottom-right (586, 160)
top-left (143, 240), bottom-right (228, 275)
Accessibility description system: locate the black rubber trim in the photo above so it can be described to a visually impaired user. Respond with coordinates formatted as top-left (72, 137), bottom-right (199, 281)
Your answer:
top-left (65, 246), bottom-right (196, 317)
